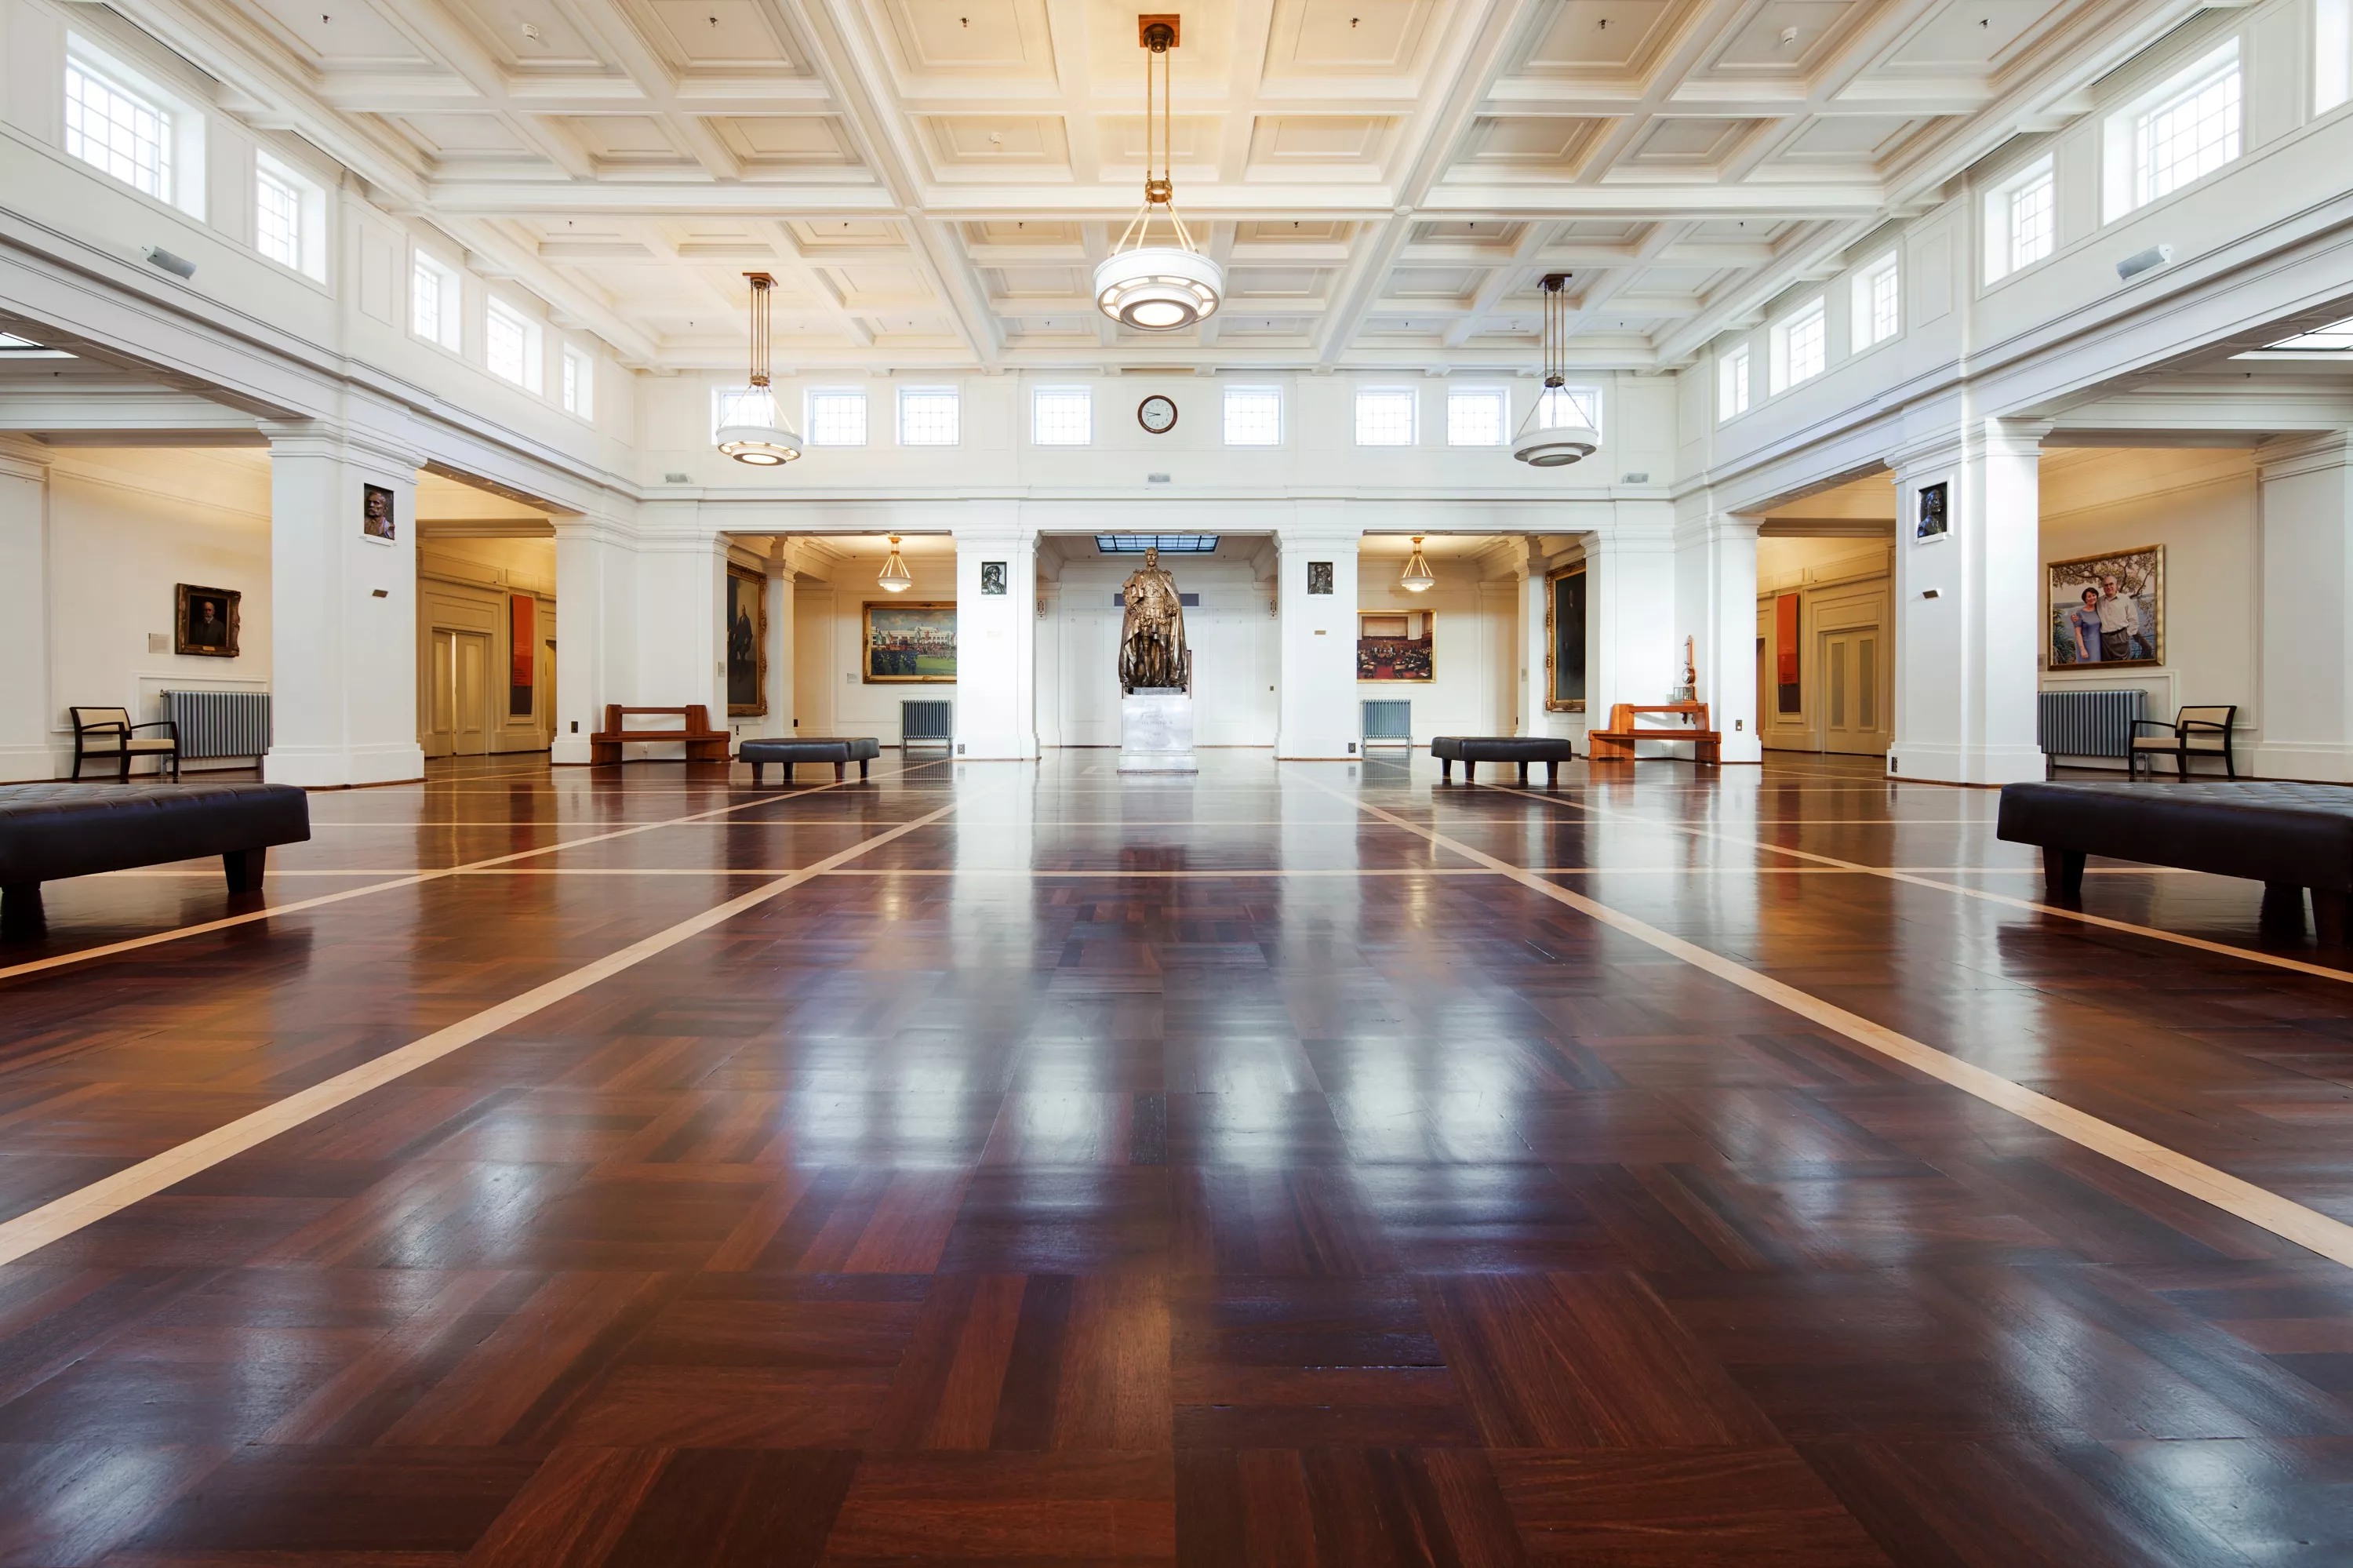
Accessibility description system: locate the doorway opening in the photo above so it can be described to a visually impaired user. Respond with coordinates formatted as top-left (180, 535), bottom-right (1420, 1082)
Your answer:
top-left (1755, 474), bottom-right (1897, 759)
top-left (414, 472), bottom-right (556, 761)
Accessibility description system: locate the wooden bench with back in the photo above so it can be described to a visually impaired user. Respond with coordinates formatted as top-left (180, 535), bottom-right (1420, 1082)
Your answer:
top-left (588, 704), bottom-right (731, 769)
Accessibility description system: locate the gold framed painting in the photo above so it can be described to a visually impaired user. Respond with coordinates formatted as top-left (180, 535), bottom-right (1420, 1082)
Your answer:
top-left (1543, 562), bottom-right (1586, 711)
top-left (1357, 611), bottom-right (1434, 681)
top-left (864, 601), bottom-right (957, 683)
top-left (2047, 544), bottom-right (2162, 670)
top-left (726, 563), bottom-right (766, 715)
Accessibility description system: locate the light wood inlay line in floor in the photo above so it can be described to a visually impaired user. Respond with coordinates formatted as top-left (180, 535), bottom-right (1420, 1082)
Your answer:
top-left (0, 758), bottom-right (952, 985)
top-left (1482, 780), bottom-right (2353, 985)
top-left (0, 788), bottom-right (983, 1268)
top-left (1310, 769), bottom-right (2353, 1271)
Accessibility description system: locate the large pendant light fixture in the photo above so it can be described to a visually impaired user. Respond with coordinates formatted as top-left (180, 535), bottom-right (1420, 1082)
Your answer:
top-left (877, 535), bottom-right (914, 593)
top-left (1398, 535), bottom-right (1436, 592)
top-left (1512, 273), bottom-right (1598, 468)
top-left (715, 271), bottom-right (802, 466)
top-left (1093, 16), bottom-right (1222, 331)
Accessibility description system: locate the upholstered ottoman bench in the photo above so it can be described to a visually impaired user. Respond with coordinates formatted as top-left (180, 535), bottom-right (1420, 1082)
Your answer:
top-left (1430, 736), bottom-right (1579, 787)
top-left (739, 737), bottom-right (882, 785)
top-left (0, 780), bottom-right (311, 933)
top-left (1997, 780), bottom-right (2353, 943)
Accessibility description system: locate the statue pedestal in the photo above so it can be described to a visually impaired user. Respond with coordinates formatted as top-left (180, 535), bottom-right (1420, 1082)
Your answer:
top-left (1118, 690), bottom-right (1197, 773)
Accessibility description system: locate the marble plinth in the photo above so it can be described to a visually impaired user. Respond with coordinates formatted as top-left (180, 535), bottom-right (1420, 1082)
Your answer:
top-left (1118, 690), bottom-right (1197, 773)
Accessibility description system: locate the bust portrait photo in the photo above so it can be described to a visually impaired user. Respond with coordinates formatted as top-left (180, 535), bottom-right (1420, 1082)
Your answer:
top-left (362, 483), bottom-right (396, 541)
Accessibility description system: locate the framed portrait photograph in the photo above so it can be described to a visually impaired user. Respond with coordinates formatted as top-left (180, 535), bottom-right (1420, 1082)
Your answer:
top-left (176, 584), bottom-right (241, 658)
top-left (864, 601), bottom-right (957, 683)
top-left (1915, 480), bottom-right (1948, 540)
top-left (362, 483), bottom-right (396, 542)
top-left (980, 561), bottom-right (1007, 595)
top-left (1358, 611), bottom-right (1434, 682)
top-left (1307, 561), bottom-right (1334, 595)
top-left (2047, 544), bottom-right (2162, 669)
top-left (726, 564), bottom-right (766, 715)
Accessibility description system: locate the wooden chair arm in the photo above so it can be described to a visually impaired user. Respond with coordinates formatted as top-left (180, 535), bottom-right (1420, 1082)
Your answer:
top-left (2128, 719), bottom-right (2179, 736)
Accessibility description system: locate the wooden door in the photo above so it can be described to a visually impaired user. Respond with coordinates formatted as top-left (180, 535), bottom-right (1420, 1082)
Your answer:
top-left (426, 629), bottom-right (456, 758)
top-left (453, 631), bottom-right (491, 755)
top-left (1818, 627), bottom-right (1886, 755)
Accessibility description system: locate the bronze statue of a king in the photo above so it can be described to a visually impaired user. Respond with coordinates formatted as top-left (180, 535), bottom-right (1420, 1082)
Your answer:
top-left (1118, 546), bottom-right (1191, 694)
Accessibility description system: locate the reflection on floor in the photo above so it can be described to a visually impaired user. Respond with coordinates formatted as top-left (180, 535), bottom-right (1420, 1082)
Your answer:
top-left (2, 748), bottom-right (2351, 1564)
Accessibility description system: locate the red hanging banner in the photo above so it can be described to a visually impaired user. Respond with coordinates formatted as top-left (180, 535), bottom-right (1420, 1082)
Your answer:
top-left (1774, 593), bottom-right (1799, 687)
top-left (511, 595), bottom-right (534, 691)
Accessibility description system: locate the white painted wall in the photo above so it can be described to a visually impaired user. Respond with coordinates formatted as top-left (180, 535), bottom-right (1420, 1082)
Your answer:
top-left (45, 446), bottom-right (271, 776)
top-left (2037, 447), bottom-right (2258, 765)
top-left (792, 553), bottom-right (958, 745)
top-left (1040, 552), bottom-right (1276, 748)
top-left (1355, 571), bottom-right (1516, 745)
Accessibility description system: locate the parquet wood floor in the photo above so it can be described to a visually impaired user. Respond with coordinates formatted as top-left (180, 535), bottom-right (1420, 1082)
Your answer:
top-left (2, 749), bottom-right (2353, 1564)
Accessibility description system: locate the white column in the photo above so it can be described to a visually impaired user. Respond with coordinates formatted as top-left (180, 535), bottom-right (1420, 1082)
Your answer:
top-left (2253, 434), bottom-right (2353, 780)
top-left (1888, 418), bottom-right (2047, 785)
top-left (954, 520), bottom-right (1038, 759)
top-left (1674, 508), bottom-right (1764, 763)
top-left (1516, 548), bottom-right (1548, 737)
top-left (549, 515), bottom-right (633, 765)
top-left (1586, 519), bottom-right (1678, 734)
top-left (0, 438), bottom-right (53, 781)
top-left (766, 541), bottom-right (795, 740)
top-left (629, 532), bottom-right (727, 758)
top-left (261, 421), bottom-right (425, 788)
top-left (1276, 520), bottom-right (1359, 759)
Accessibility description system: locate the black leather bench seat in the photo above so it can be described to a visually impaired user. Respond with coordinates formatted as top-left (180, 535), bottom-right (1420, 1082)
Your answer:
top-left (0, 780), bottom-right (311, 931)
top-left (1997, 780), bottom-right (2353, 943)
top-left (1430, 735), bottom-right (1578, 786)
top-left (739, 737), bottom-right (882, 784)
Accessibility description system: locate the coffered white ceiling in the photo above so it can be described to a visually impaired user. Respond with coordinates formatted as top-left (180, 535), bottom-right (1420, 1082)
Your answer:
top-left (113, 0), bottom-right (2206, 370)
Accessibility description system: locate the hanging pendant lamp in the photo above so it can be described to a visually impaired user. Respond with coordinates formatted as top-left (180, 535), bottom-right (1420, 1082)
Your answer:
top-left (1398, 536), bottom-right (1436, 593)
top-left (1093, 16), bottom-right (1223, 331)
top-left (716, 272), bottom-right (802, 466)
top-left (877, 535), bottom-right (914, 593)
top-left (1512, 274), bottom-right (1598, 468)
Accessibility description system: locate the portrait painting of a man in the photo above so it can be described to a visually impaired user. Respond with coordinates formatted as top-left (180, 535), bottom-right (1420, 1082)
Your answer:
top-left (175, 584), bottom-right (242, 658)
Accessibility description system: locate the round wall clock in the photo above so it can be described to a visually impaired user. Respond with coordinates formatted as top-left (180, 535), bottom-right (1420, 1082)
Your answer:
top-left (1137, 395), bottom-right (1178, 434)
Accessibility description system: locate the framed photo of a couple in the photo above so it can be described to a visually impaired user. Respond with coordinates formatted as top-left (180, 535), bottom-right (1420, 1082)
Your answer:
top-left (2047, 545), bottom-right (2162, 669)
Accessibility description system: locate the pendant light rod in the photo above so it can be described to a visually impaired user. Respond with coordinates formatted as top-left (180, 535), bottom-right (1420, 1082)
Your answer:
top-left (745, 271), bottom-right (772, 387)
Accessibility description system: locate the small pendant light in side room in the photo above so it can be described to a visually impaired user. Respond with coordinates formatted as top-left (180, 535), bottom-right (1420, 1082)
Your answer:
top-left (715, 272), bottom-right (802, 465)
top-left (1512, 273), bottom-right (1598, 468)
top-left (1398, 536), bottom-right (1436, 592)
top-left (877, 535), bottom-right (915, 593)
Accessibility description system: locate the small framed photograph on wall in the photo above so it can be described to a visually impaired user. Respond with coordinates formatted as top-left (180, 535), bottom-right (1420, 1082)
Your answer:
top-left (1307, 561), bottom-right (1334, 595)
top-left (362, 483), bottom-right (397, 543)
top-left (1915, 480), bottom-right (1949, 541)
top-left (980, 561), bottom-right (1007, 595)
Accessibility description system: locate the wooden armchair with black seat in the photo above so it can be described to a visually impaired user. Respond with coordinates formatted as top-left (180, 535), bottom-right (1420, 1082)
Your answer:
top-left (69, 707), bottom-right (180, 781)
top-left (2128, 704), bottom-right (2238, 780)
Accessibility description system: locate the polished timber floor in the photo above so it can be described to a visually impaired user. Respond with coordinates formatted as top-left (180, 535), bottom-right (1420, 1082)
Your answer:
top-left (4, 749), bottom-right (2353, 1566)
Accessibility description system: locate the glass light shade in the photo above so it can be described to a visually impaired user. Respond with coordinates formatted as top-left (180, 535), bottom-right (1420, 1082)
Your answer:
top-left (1398, 538), bottom-right (1437, 592)
top-left (877, 537), bottom-right (914, 593)
top-left (1093, 247), bottom-right (1224, 331)
top-left (1512, 425), bottom-right (1598, 467)
top-left (715, 390), bottom-right (802, 466)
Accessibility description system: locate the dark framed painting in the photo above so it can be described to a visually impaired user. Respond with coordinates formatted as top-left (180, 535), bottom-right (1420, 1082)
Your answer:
top-left (980, 561), bottom-right (1007, 595)
top-left (2048, 544), bottom-right (2162, 669)
top-left (1915, 480), bottom-right (1948, 541)
top-left (362, 483), bottom-right (396, 542)
top-left (864, 601), bottom-right (956, 683)
top-left (1358, 612), bottom-right (1433, 682)
top-left (175, 584), bottom-right (240, 658)
top-left (1307, 561), bottom-right (1334, 595)
top-left (726, 564), bottom-right (767, 715)
top-left (1544, 562), bottom-right (1585, 711)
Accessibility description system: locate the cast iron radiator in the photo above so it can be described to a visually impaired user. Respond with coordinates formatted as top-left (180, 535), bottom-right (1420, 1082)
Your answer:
top-left (1361, 699), bottom-right (1413, 745)
top-left (2037, 689), bottom-right (2144, 760)
top-left (162, 689), bottom-right (272, 762)
top-left (900, 699), bottom-right (953, 748)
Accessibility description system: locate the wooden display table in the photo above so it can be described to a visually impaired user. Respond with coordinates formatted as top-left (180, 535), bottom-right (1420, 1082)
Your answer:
top-left (1587, 702), bottom-right (1722, 765)
top-left (588, 704), bottom-right (730, 769)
